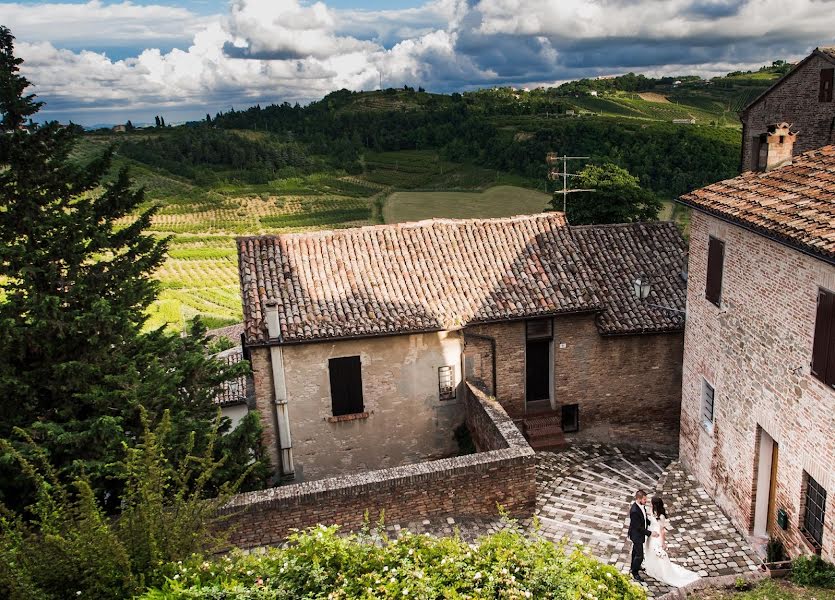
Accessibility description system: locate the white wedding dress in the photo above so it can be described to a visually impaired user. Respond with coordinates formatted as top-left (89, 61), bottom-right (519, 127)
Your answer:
top-left (643, 515), bottom-right (700, 587)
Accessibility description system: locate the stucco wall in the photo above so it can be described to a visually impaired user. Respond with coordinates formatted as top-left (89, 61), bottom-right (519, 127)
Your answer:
top-left (252, 330), bottom-right (465, 482)
top-left (221, 403), bottom-right (249, 431)
top-left (681, 211), bottom-right (835, 560)
top-left (741, 54), bottom-right (835, 171)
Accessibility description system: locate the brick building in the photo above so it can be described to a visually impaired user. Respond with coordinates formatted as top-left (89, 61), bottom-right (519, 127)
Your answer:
top-left (236, 213), bottom-right (686, 483)
top-left (678, 143), bottom-right (835, 561)
top-left (740, 47), bottom-right (835, 172)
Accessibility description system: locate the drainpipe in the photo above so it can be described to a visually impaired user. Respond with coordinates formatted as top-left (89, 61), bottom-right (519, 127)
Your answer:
top-left (264, 301), bottom-right (294, 479)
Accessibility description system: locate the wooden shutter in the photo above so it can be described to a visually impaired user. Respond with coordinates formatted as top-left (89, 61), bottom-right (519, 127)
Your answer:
top-left (328, 356), bottom-right (364, 416)
top-left (811, 289), bottom-right (835, 385)
top-left (705, 237), bottom-right (725, 307)
top-left (820, 68), bottom-right (834, 103)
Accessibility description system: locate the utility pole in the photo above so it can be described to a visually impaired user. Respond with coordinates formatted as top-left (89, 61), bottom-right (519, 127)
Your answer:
top-left (545, 153), bottom-right (594, 216)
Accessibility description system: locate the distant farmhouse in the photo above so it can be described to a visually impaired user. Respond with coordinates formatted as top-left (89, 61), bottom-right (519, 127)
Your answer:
top-left (236, 214), bottom-right (686, 483)
top-left (678, 130), bottom-right (835, 560)
top-left (740, 47), bottom-right (835, 171)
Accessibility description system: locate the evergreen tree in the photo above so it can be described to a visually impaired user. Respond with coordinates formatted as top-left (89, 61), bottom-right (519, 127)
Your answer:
top-left (559, 163), bottom-right (662, 225)
top-left (125, 119), bottom-right (134, 131)
top-left (154, 115), bottom-right (160, 127)
top-left (0, 26), bottom-right (268, 511)
top-left (160, 115), bottom-right (165, 127)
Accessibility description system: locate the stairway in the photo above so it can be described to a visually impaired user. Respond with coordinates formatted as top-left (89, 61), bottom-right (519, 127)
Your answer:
top-left (523, 414), bottom-right (566, 450)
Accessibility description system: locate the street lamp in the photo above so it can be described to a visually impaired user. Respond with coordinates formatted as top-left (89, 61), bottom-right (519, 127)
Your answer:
top-left (632, 276), bottom-right (686, 315)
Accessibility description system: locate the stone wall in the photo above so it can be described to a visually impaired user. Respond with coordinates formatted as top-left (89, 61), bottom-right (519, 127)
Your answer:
top-left (680, 210), bottom-right (835, 561)
top-left (741, 53), bottom-right (835, 171)
top-left (251, 330), bottom-right (465, 482)
top-left (464, 315), bottom-right (683, 447)
top-left (222, 384), bottom-right (536, 549)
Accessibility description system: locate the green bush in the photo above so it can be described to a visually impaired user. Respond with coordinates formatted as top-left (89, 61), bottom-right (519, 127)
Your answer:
top-left (792, 555), bottom-right (835, 588)
top-left (0, 410), bottom-right (243, 600)
top-left (141, 521), bottom-right (645, 600)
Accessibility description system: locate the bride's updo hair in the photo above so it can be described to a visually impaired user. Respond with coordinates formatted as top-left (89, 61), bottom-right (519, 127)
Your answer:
top-left (651, 496), bottom-right (667, 518)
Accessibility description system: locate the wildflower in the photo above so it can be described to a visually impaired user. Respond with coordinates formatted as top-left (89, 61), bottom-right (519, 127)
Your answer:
top-left (402, 589), bottom-right (409, 596)
top-left (173, 574), bottom-right (180, 580)
top-left (408, 548), bottom-right (414, 555)
top-left (473, 572), bottom-right (482, 580)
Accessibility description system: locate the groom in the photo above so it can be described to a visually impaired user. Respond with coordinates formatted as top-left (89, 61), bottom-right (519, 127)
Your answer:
top-left (628, 489), bottom-right (658, 582)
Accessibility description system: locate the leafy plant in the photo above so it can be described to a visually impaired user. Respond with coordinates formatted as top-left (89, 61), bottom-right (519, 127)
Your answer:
top-left (766, 537), bottom-right (786, 563)
top-left (791, 555), bottom-right (835, 588)
top-left (142, 520), bottom-right (645, 600)
top-left (0, 409), bottom-right (242, 600)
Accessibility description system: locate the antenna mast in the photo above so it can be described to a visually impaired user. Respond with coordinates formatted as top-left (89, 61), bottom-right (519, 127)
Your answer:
top-left (546, 153), bottom-right (594, 216)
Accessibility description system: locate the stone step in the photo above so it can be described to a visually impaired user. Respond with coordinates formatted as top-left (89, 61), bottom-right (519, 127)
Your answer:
top-left (528, 434), bottom-right (567, 450)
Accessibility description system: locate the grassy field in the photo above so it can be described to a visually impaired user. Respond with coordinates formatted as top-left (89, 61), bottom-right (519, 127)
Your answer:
top-left (383, 185), bottom-right (552, 223)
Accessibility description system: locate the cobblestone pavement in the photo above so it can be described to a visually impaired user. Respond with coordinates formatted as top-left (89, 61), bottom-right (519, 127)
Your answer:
top-left (534, 444), bottom-right (761, 597)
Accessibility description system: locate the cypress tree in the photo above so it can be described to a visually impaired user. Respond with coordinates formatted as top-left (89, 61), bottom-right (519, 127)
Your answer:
top-left (0, 26), bottom-right (267, 510)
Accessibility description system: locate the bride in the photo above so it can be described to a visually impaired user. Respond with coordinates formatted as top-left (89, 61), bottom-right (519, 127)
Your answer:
top-left (644, 497), bottom-right (701, 587)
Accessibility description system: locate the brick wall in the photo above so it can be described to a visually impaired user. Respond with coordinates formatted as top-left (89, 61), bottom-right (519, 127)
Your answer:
top-left (464, 315), bottom-right (683, 447)
top-left (741, 53), bottom-right (835, 171)
top-left (222, 384), bottom-right (536, 549)
top-left (680, 211), bottom-right (835, 561)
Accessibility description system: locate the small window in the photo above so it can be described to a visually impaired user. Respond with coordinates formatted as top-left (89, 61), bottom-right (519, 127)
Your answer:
top-left (705, 236), bottom-right (725, 307)
top-left (820, 68), bottom-right (834, 103)
top-left (701, 379), bottom-right (715, 429)
top-left (526, 318), bottom-right (553, 339)
top-left (811, 288), bottom-right (835, 387)
top-left (561, 404), bottom-right (579, 433)
top-left (438, 365), bottom-right (455, 401)
top-left (328, 356), bottom-right (364, 416)
top-left (802, 472), bottom-right (827, 549)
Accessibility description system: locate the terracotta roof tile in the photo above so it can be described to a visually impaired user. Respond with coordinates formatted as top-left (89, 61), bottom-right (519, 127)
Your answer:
top-left (679, 146), bottom-right (835, 261)
top-left (571, 222), bottom-right (687, 334)
top-left (213, 347), bottom-right (248, 407)
top-left (237, 213), bottom-right (686, 343)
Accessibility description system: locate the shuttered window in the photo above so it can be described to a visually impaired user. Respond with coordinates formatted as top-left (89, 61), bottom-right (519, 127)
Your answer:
top-left (701, 379), bottom-right (715, 429)
top-left (705, 237), bottom-right (725, 307)
top-left (328, 356), bottom-right (364, 416)
top-left (820, 68), bottom-right (834, 103)
top-left (811, 288), bottom-right (835, 387)
top-left (438, 365), bottom-right (456, 400)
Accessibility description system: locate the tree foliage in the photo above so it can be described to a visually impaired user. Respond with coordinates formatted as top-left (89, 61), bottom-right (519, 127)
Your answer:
top-left (561, 163), bottom-right (662, 225)
top-left (0, 26), bottom-right (268, 512)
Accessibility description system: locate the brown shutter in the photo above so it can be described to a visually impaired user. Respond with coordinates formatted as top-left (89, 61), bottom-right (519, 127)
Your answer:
top-left (705, 237), bottom-right (725, 307)
top-left (329, 356), bottom-right (364, 415)
top-left (820, 68), bottom-right (834, 103)
top-left (811, 289), bottom-right (835, 385)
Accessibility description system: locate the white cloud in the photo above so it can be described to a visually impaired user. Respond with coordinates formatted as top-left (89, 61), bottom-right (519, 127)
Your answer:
top-left (7, 0), bottom-right (835, 122)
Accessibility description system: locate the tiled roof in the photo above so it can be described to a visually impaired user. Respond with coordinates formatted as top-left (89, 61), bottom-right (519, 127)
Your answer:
top-left (679, 146), bottom-right (835, 262)
top-left (207, 322), bottom-right (245, 345)
top-left (571, 222), bottom-right (687, 334)
top-left (238, 213), bottom-right (606, 343)
top-left (820, 47), bottom-right (835, 61)
top-left (237, 213), bottom-right (688, 344)
top-left (213, 347), bottom-right (248, 407)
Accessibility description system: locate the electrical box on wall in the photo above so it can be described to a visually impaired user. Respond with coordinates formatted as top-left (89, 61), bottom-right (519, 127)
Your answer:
top-left (777, 508), bottom-right (788, 530)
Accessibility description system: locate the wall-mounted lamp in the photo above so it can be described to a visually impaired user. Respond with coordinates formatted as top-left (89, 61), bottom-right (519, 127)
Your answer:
top-left (633, 277), bottom-right (686, 315)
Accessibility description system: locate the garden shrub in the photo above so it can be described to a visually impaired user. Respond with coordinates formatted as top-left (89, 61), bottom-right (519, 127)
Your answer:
top-left (141, 520), bottom-right (645, 600)
top-left (791, 555), bottom-right (835, 588)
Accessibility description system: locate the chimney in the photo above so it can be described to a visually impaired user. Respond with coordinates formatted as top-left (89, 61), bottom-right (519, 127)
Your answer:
top-left (264, 299), bottom-right (281, 339)
top-left (758, 123), bottom-right (797, 171)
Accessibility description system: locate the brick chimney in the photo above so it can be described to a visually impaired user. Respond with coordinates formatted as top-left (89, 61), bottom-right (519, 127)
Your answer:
top-left (757, 123), bottom-right (797, 171)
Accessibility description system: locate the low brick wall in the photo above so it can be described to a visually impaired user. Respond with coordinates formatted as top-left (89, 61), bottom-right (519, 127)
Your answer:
top-left (222, 384), bottom-right (535, 549)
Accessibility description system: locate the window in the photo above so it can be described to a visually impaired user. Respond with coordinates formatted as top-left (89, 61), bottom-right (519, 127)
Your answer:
top-left (820, 68), bottom-right (834, 103)
top-left (561, 404), bottom-right (579, 433)
top-left (438, 365), bottom-right (455, 401)
top-left (701, 379), bottom-right (715, 430)
top-left (803, 472), bottom-right (827, 549)
top-left (328, 356), bottom-right (364, 416)
top-left (526, 318), bottom-right (553, 339)
top-left (705, 236), bottom-right (725, 307)
top-left (811, 288), bottom-right (835, 387)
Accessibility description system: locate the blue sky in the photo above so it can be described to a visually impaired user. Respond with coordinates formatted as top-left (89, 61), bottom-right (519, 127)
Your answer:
top-left (2, 0), bottom-right (834, 125)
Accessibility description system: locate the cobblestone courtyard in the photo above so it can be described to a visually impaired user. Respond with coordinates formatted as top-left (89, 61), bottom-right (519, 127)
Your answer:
top-left (380, 444), bottom-right (761, 598)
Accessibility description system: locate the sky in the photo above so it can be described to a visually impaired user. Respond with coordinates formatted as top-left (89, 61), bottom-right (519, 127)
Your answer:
top-left (2, 0), bottom-right (835, 125)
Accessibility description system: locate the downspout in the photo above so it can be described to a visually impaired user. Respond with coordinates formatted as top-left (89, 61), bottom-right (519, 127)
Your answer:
top-left (264, 301), bottom-right (294, 479)
top-left (463, 331), bottom-right (497, 397)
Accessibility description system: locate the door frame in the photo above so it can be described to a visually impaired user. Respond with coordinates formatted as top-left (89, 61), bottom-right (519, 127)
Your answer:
top-left (753, 426), bottom-right (778, 537)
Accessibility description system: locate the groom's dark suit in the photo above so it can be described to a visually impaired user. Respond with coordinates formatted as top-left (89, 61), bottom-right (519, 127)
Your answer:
top-left (628, 502), bottom-right (652, 578)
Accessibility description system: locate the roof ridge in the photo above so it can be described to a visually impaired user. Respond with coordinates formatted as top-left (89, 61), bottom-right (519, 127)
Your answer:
top-left (236, 211), bottom-right (566, 242)
top-left (569, 221), bottom-right (677, 230)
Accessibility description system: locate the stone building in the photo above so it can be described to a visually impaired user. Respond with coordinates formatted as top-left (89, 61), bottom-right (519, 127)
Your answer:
top-left (740, 47), bottom-right (835, 172)
top-left (678, 142), bottom-right (835, 561)
top-left (236, 213), bottom-right (686, 483)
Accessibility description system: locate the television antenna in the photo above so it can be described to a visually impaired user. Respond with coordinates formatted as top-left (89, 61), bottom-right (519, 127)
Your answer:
top-left (545, 153), bottom-right (594, 215)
